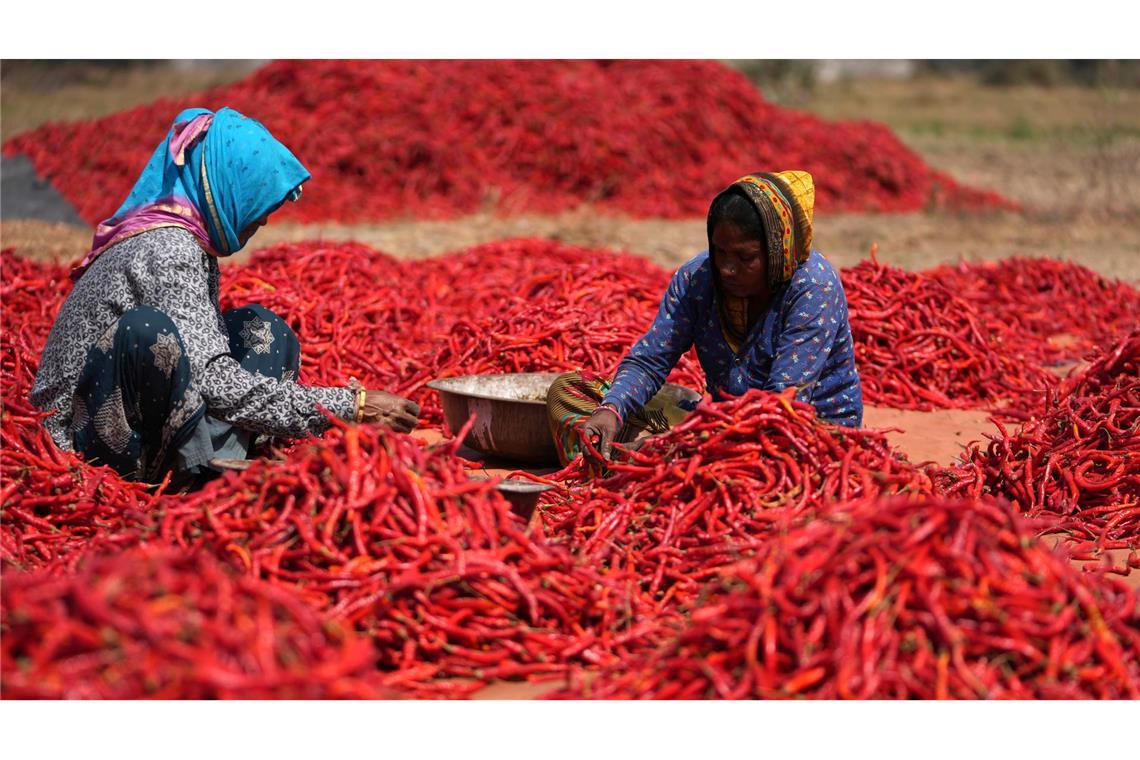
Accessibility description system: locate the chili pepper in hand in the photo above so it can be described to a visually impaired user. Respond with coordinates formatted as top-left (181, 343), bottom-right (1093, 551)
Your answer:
top-left (580, 406), bottom-right (621, 461)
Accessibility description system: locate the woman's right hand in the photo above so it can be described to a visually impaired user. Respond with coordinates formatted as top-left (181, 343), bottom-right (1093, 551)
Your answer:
top-left (359, 390), bottom-right (420, 433)
top-left (581, 406), bottom-right (621, 460)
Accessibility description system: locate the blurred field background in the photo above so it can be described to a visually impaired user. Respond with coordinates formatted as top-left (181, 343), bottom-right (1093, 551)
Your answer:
top-left (2, 58), bottom-right (1138, 281)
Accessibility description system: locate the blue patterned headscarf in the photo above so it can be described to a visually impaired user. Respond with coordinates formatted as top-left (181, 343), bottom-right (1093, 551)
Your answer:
top-left (77, 107), bottom-right (310, 280)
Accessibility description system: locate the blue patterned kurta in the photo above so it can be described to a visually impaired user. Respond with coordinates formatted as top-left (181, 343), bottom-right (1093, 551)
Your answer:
top-left (601, 250), bottom-right (863, 427)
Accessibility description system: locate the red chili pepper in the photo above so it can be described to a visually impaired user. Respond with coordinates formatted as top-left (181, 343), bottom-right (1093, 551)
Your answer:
top-left (841, 255), bottom-right (1068, 416)
top-left (4, 62), bottom-right (1014, 227)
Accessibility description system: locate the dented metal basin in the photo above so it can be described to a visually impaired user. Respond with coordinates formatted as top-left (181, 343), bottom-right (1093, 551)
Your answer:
top-left (426, 372), bottom-right (563, 465)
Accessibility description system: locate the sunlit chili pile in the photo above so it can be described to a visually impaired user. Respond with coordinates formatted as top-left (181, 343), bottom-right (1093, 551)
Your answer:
top-left (841, 251), bottom-right (1058, 415)
top-left (540, 388), bottom-right (934, 605)
top-left (1, 544), bottom-right (391, 699)
top-left (936, 329), bottom-right (1140, 555)
top-left (549, 496), bottom-right (1140, 700)
top-left (214, 242), bottom-right (1104, 422)
top-left (145, 420), bottom-right (639, 697)
top-left (2, 240), bottom-right (1138, 699)
top-left (2, 60), bottom-right (1012, 225)
top-left (926, 258), bottom-right (1140, 369)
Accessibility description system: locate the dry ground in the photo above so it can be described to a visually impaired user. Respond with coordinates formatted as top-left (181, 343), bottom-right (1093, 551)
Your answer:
top-left (4, 207), bottom-right (1139, 282)
top-left (0, 60), bottom-right (262, 142)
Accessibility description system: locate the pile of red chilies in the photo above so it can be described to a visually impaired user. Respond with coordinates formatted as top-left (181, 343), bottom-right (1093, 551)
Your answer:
top-left (936, 329), bottom-right (1140, 555)
top-left (425, 257), bottom-right (705, 393)
top-left (216, 240), bottom-right (437, 411)
top-left (540, 389), bottom-right (933, 610)
top-left (219, 242), bottom-right (1117, 422)
top-left (927, 257), bottom-right (1140, 369)
top-left (214, 239), bottom-right (702, 427)
top-left (4, 243), bottom-right (1139, 699)
top-left (1, 544), bottom-right (391, 699)
top-left (2, 60), bottom-right (1012, 226)
top-left (136, 419), bottom-right (642, 697)
top-left (842, 252), bottom-right (1059, 415)
top-left (1, 251), bottom-right (154, 571)
top-left (550, 496), bottom-right (1140, 699)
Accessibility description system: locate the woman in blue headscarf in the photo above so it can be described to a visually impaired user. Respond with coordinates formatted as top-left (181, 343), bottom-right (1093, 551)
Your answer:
top-left (31, 107), bottom-right (419, 488)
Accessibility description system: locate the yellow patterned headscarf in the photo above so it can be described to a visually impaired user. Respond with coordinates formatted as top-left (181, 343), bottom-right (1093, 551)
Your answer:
top-left (708, 170), bottom-right (816, 352)
top-left (728, 170), bottom-right (815, 286)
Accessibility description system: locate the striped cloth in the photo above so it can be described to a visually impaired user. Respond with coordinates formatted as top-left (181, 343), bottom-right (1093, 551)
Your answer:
top-left (545, 371), bottom-right (689, 467)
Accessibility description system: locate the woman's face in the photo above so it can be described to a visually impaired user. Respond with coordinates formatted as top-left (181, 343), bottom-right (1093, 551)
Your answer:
top-left (711, 222), bottom-right (767, 297)
top-left (238, 214), bottom-right (270, 247)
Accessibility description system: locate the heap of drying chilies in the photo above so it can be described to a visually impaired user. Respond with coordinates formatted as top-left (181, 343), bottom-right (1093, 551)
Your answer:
top-left (424, 257), bottom-right (705, 393)
top-left (1, 545), bottom-right (392, 699)
top-left (2, 60), bottom-right (1012, 225)
top-left (208, 241), bottom-right (1135, 422)
top-left (936, 329), bottom-right (1140, 556)
top-left (926, 257), bottom-right (1140, 369)
top-left (213, 239), bottom-right (703, 427)
top-left (146, 421), bottom-right (647, 696)
top-left (549, 496), bottom-right (1140, 700)
top-left (540, 389), bottom-right (932, 606)
top-left (840, 251), bottom-right (1058, 416)
top-left (3, 420), bottom-right (638, 698)
top-left (3, 241), bottom-right (1139, 698)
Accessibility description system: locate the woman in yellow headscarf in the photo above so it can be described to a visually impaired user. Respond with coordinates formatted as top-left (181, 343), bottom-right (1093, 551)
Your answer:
top-left (547, 171), bottom-right (863, 463)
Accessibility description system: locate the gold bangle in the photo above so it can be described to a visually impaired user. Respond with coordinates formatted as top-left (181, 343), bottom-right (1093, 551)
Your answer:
top-left (354, 387), bottom-right (367, 424)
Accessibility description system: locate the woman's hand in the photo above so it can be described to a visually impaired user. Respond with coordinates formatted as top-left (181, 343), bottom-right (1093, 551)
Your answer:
top-left (627, 431), bottom-right (655, 452)
top-left (359, 390), bottom-right (420, 433)
top-left (581, 406), bottom-right (621, 460)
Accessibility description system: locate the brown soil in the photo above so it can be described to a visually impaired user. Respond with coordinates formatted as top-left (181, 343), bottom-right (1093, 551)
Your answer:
top-left (1, 219), bottom-right (90, 262)
top-left (0, 61), bottom-right (260, 141)
top-left (470, 678), bottom-right (566, 700)
top-left (6, 206), bottom-right (1139, 286)
top-left (861, 406), bottom-right (995, 466)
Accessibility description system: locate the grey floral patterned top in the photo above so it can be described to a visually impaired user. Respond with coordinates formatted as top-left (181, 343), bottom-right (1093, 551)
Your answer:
top-left (30, 227), bottom-right (355, 450)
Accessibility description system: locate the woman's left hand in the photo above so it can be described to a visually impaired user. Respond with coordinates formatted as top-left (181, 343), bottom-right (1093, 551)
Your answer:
top-left (580, 406), bottom-right (621, 460)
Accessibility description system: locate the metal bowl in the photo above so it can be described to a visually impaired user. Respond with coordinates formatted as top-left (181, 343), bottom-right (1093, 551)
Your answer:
top-left (478, 477), bottom-right (554, 520)
top-left (427, 372), bottom-right (563, 464)
top-left (426, 372), bottom-right (700, 466)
